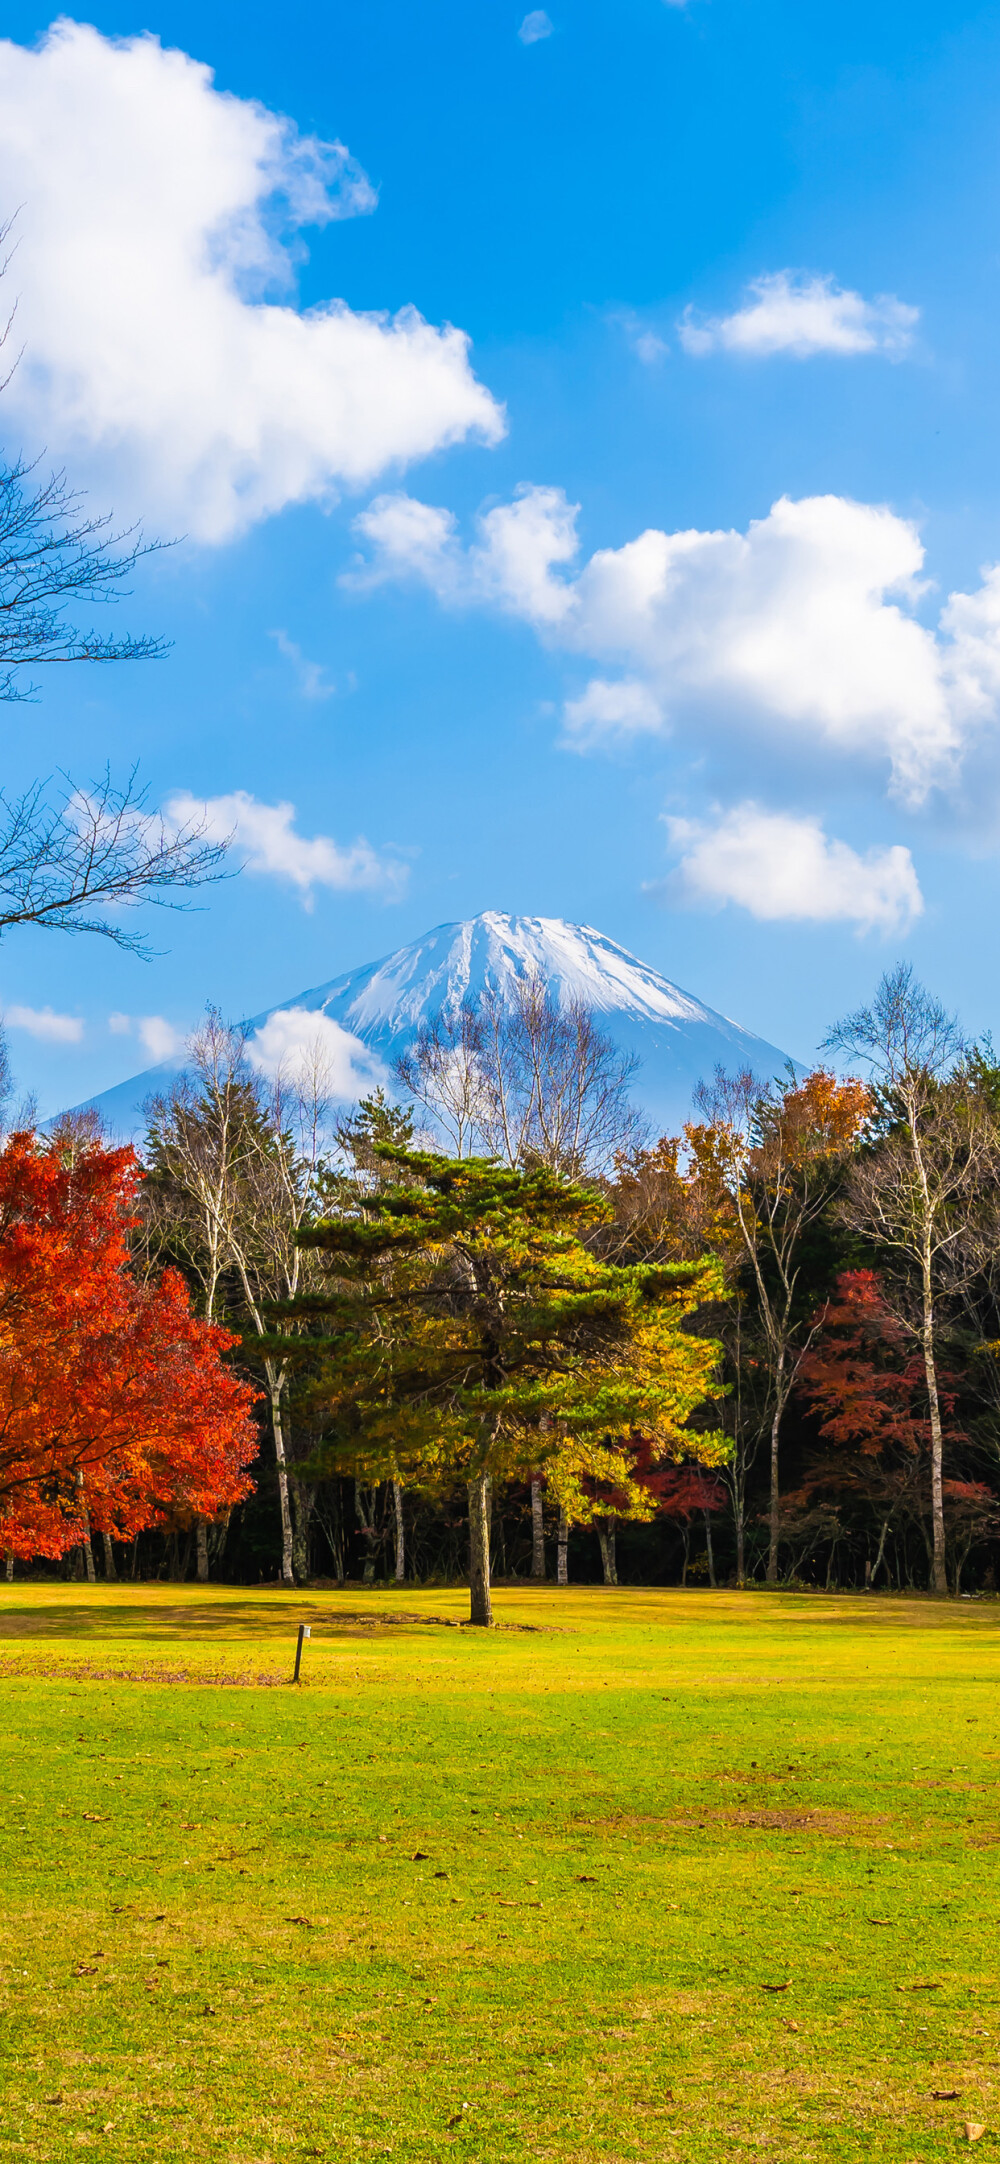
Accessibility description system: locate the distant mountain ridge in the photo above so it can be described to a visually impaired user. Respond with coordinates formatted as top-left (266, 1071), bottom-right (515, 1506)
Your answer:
top-left (61, 912), bottom-right (800, 1140)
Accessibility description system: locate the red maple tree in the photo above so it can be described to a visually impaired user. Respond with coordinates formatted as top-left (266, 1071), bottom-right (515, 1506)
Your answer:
top-left (0, 1131), bottom-right (258, 1559)
top-left (790, 1270), bottom-right (995, 1579)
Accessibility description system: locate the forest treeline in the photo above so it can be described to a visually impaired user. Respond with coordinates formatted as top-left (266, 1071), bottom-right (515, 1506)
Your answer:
top-left (6, 961), bottom-right (1000, 1611)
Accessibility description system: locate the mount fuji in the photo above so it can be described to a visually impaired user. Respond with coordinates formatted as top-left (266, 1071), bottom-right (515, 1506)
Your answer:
top-left (63, 913), bottom-right (799, 1141)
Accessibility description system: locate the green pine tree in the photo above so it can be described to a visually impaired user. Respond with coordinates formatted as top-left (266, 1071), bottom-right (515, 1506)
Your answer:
top-left (290, 1145), bottom-right (728, 1623)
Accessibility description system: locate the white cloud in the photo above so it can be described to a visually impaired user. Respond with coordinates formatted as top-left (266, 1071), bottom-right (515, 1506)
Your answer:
top-left (0, 20), bottom-right (504, 542)
top-left (107, 1012), bottom-right (185, 1060)
top-left (662, 804), bottom-right (923, 934)
top-left (268, 629), bottom-right (335, 701)
top-left (138, 1016), bottom-right (185, 1062)
top-left (562, 676), bottom-right (663, 740)
top-left (165, 790), bottom-right (407, 902)
top-left (518, 11), bottom-right (554, 41)
top-left (5, 1004), bottom-right (84, 1043)
top-left (352, 484), bottom-right (1000, 805)
top-left (349, 483), bottom-right (579, 627)
top-left (679, 272), bottom-right (918, 360)
top-left (248, 1008), bottom-right (385, 1100)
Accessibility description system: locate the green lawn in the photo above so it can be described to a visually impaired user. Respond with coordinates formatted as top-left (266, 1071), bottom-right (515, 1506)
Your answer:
top-left (1, 1582), bottom-right (998, 2161)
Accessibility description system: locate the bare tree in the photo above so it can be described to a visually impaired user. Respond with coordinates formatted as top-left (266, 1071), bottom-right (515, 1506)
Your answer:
top-left (396, 978), bottom-right (645, 1176)
top-left (477, 977), bottom-right (645, 1173)
top-left (143, 1013), bottom-right (335, 1585)
top-left (395, 1008), bottom-right (490, 1158)
top-left (825, 965), bottom-right (986, 1596)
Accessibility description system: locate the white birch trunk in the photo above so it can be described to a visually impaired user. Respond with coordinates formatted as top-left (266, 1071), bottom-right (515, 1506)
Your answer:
top-left (530, 1476), bottom-right (545, 1580)
top-left (922, 1250), bottom-right (948, 1594)
top-left (270, 1384), bottom-right (295, 1585)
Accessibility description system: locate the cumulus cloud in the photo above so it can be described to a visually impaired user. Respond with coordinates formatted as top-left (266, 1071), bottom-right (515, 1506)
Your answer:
top-left (562, 676), bottom-right (664, 740)
top-left (165, 790), bottom-right (407, 902)
top-left (679, 272), bottom-right (919, 360)
top-left (0, 20), bottom-right (503, 541)
top-left (351, 484), bottom-right (1000, 805)
top-left (5, 1003), bottom-right (83, 1043)
top-left (108, 1012), bottom-right (185, 1060)
top-left (247, 1007), bottom-right (386, 1099)
top-left (348, 483), bottom-right (579, 627)
top-left (518, 11), bottom-right (554, 41)
top-left (661, 804), bottom-right (923, 934)
top-left (138, 1016), bottom-right (185, 1061)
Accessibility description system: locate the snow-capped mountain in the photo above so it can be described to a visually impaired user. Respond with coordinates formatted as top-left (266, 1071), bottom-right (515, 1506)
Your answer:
top-left (62, 913), bottom-right (799, 1140)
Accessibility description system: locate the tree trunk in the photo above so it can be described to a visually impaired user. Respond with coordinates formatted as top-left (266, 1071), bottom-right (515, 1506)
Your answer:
top-left (468, 1469), bottom-right (493, 1626)
top-left (870, 1516), bottom-right (890, 1588)
top-left (102, 1532), bottom-right (117, 1582)
top-left (392, 1479), bottom-right (405, 1583)
top-left (921, 1254), bottom-right (948, 1594)
top-left (597, 1521), bottom-right (618, 1585)
top-left (75, 1474), bottom-right (95, 1583)
top-left (195, 1520), bottom-right (209, 1583)
top-left (270, 1384), bottom-right (295, 1585)
top-left (680, 1523), bottom-right (690, 1588)
top-left (355, 1482), bottom-right (377, 1583)
top-left (766, 1366), bottom-right (785, 1584)
top-left (735, 1496), bottom-right (746, 1589)
top-left (703, 1510), bottom-right (716, 1588)
top-left (4, 1551), bottom-right (12, 1582)
top-left (531, 1475), bottom-right (546, 1579)
top-left (556, 1508), bottom-right (569, 1586)
top-left (290, 1477), bottom-right (313, 1585)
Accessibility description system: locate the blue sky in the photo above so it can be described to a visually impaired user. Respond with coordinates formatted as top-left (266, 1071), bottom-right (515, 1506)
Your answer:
top-left (3, 0), bottom-right (1000, 1114)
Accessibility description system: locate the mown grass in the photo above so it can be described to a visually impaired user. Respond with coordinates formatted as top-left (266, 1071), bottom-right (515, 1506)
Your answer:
top-left (1, 1581), bottom-right (999, 2161)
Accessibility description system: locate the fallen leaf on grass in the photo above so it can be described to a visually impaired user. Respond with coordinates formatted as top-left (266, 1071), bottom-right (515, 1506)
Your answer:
top-left (964, 2125), bottom-right (986, 2143)
top-left (576, 1875), bottom-right (597, 1883)
top-left (447, 2106), bottom-right (469, 2128)
top-left (81, 1814), bottom-right (108, 1824)
top-left (783, 2020), bottom-right (800, 2032)
top-left (285, 1916), bottom-right (318, 1928)
top-left (43, 2096), bottom-right (63, 2106)
top-left (433, 1871), bottom-right (449, 1880)
top-left (932, 2090), bottom-right (959, 2101)
top-left (761, 1981), bottom-right (791, 1993)
top-left (868, 1918), bottom-right (893, 1926)
top-left (73, 1965), bottom-right (98, 1977)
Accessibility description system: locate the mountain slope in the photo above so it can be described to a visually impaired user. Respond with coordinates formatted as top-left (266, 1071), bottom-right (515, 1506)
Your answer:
top-left (62, 912), bottom-right (800, 1140)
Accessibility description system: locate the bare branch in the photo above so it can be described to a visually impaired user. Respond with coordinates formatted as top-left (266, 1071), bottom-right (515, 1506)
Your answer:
top-left (0, 452), bottom-right (169, 699)
top-left (0, 766), bottom-right (230, 952)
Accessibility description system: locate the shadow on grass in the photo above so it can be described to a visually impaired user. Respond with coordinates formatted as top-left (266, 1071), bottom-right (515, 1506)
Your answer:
top-left (0, 1594), bottom-right (461, 1641)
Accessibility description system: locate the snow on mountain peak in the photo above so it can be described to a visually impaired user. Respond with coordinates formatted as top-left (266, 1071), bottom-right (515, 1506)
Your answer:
top-left (58, 912), bottom-right (799, 1140)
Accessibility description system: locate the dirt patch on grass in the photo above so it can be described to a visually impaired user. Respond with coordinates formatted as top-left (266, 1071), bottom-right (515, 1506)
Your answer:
top-left (581, 1805), bottom-right (890, 1841)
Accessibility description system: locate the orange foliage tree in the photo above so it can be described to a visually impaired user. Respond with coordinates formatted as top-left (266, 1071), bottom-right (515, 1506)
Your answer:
top-left (0, 1132), bottom-right (258, 1561)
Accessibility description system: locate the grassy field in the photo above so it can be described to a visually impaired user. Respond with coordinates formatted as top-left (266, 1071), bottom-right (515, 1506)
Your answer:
top-left (0, 1583), bottom-right (998, 2162)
